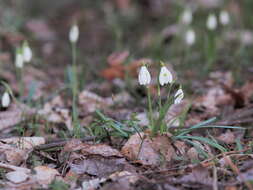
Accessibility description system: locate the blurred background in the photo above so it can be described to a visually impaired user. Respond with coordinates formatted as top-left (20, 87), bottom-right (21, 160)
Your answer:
top-left (0, 0), bottom-right (253, 92)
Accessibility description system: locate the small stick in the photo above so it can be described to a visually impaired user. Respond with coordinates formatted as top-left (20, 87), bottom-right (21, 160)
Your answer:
top-left (34, 136), bottom-right (97, 151)
top-left (0, 162), bottom-right (31, 174)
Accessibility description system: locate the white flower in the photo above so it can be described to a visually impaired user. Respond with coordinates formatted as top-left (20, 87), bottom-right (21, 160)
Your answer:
top-left (219, 10), bottom-right (230, 26)
top-left (159, 66), bottom-right (173, 86)
top-left (138, 66), bottom-right (151, 85)
top-left (174, 88), bottom-right (184, 104)
top-left (23, 42), bottom-right (32, 62)
top-left (69, 24), bottom-right (79, 43)
top-left (2, 92), bottom-right (10, 108)
top-left (181, 9), bottom-right (193, 25)
top-left (15, 51), bottom-right (24, 68)
top-left (206, 14), bottom-right (217, 30)
top-left (185, 29), bottom-right (196, 46)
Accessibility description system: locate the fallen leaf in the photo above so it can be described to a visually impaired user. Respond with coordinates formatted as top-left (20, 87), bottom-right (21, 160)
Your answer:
top-left (0, 142), bottom-right (29, 165)
top-left (121, 133), bottom-right (175, 166)
top-left (107, 51), bottom-right (129, 66)
top-left (6, 171), bottom-right (29, 184)
top-left (216, 130), bottom-right (235, 144)
top-left (70, 156), bottom-right (128, 177)
top-left (0, 103), bottom-right (36, 131)
top-left (79, 90), bottom-right (112, 115)
top-left (34, 166), bottom-right (59, 185)
top-left (1, 137), bottom-right (45, 149)
top-left (179, 165), bottom-right (213, 188)
top-left (82, 177), bottom-right (106, 190)
top-left (81, 144), bottom-right (123, 157)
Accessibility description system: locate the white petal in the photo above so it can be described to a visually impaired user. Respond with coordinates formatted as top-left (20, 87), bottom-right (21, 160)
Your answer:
top-left (219, 10), bottom-right (230, 25)
top-left (23, 46), bottom-right (32, 62)
top-left (159, 66), bottom-right (173, 86)
top-left (138, 66), bottom-right (151, 85)
top-left (185, 29), bottom-right (196, 46)
top-left (2, 92), bottom-right (10, 108)
top-left (181, 9), bottom-right (192, 25)
top-left (174, 88), bottom-right (184, 104)
top-left (69, 25), bottom-right (79, 43)
top-left (15, 53), bottom-right (24, 68)
top-left (207, 14), bottom-right (217, 30)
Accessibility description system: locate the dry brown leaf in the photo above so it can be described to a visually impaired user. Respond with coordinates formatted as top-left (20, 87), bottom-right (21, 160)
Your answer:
top-left (107, 51), bottom-right (129, 66)
top-left (1, 137), bottom-right (45, 149)
top-left (38, 96), bottom-right (72, 130)
top-left (0, 142), bottom-right (29, 165)
top-left (121, 133), bottom-right (175, 166)
top-left (179, 165), bottom-right (213, 188)
top-left (240, 81), bottom-right (253, 103)
top-left (216, 130), bottom-right (235, 144)
top-left (34, 166), bottom-right (60, 185)
top-left (70, 157), bottom-right (128, 177)
top-left (6, 171), bottom-right (29, 184)
top-left (79, 90), bottom-right (112, 115)
top-left (81, 144), bottom-right (123, 157)
top-left (62, 140), bottom-right (134, 178)
top-left (0, 103), bottom-right (35, 131)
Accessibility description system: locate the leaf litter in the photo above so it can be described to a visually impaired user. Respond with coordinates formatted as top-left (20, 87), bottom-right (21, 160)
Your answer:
top-left (1, 2), bottom-right (253, 190)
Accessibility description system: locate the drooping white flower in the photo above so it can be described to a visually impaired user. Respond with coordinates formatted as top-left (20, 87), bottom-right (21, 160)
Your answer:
top-left (1, 92), bottom-right (10, 108)
top-left (181, 9), bottom-right (193, 25)
top-left (22, 42), bottom-right (32, 63)
top-left (69, 24), bottom-right (79, 43)
top-left (185, 29), bottom-right (196, 46)
top-left (174, 88), bottom-right (184, 104)
top-left (206, 14), bottom-right (217, 31)
top-left (219, 10), bottom-right (230, 26)
top-left (15, 49), bottom-right (24, 68)
top-left (138, 65), bottom-right (151, 85)
top-left (159, 66), bottom-right (173, 86)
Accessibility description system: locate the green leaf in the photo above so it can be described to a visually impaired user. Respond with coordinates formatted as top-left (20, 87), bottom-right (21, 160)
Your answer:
top-left (175, 135), bottom-right (227, 152)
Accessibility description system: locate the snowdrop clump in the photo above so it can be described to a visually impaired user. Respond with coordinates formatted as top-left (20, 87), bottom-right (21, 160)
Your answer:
top-left (206, 14), bottom-right (217, 31)
top-left (138, 62), bottom-right (184, 135)
top-left (181, 9), bottom-right (193, 25)
top-left (138, 65), bottom-right (151, 85)
top-left (22, 42), bottom-right (32, 63)
top-left (1, 92), bottom-right (10, 108)
top-left (69, 24), bottom-right (79, 44)
top-left (15, 49), bottom-right (24, 68)
top-left (185, 29), bottom-right (196, 46)
top-left (219, 10), bottom-right (230, 26)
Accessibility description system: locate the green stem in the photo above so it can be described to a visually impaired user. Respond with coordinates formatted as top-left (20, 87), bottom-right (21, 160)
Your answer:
top-left (147, 86), bottom-right (154, 134)
top-left (157, 84), bottom-right (162, 110)
top-left (71, 42), bottom-right (79, 137)
top-left (17, 68), bottom-right (24, 98)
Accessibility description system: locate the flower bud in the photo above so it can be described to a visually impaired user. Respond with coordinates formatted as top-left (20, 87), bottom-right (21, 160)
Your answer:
top-left (219, 10), bottom-right (230, 26)
top-left (69, 24), bottom-right (79, 43)
top-left (206, 14), bottom-right (217, 31)
top-left (181, 9), bottom-right (193, 25)
top-left (23, 41), bottom-right (32, 63)
top-left (138, 65), bottom-right (151, 85)
top-left (174, 88), bottom-right (184, 104)
top-left (159, 66), bottom-right (173, 86)
top-left (15, 49), bottom-right (24, 68)
top-left (185, 29), bottom-right (196, 46)
top-left (2, 92), bottom-right (10, 108)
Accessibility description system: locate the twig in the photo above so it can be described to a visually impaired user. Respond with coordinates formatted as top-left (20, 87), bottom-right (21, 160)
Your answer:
top-left (34, 136), bottom-right (97, 151)
top-left (212, 165), bottom-right (218, 190)
top-left (0, 162), bottom-right (31, 174)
